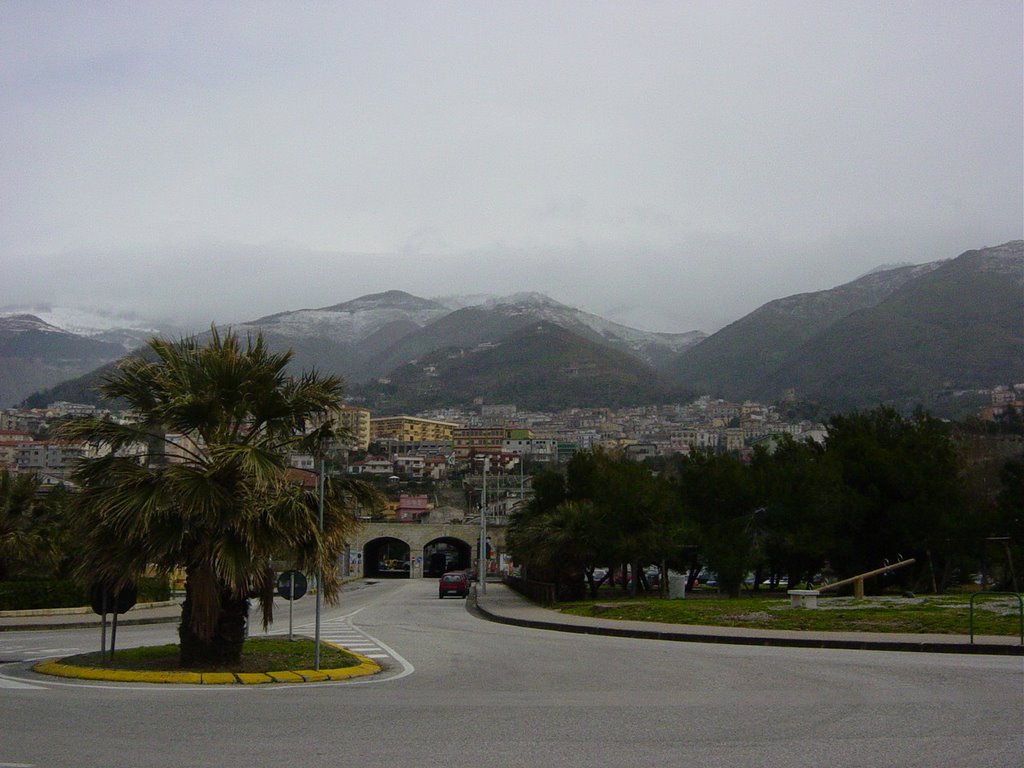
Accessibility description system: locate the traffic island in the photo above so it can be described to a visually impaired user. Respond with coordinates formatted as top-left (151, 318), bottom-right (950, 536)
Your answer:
top-left (31, 638), bottom-right (381, 684)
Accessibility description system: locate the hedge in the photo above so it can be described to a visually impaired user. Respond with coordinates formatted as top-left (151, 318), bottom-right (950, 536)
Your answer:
top-left (0, 576), bottom-right (171, 611)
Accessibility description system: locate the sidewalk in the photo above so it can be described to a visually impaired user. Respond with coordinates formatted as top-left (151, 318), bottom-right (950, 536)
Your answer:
top-left (0, 600), bottom-right (182, 631)
top-left (472, 582), bottom-right (1024, 656)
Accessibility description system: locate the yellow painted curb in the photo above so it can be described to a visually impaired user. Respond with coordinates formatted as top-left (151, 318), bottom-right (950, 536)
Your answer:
top-left (266, 670), bottom-right (305, 683)
top-left (32, 660), bottom-right (203, 684)
top-left (296, 669), bottom-right (331, 683)
top-left (325, 661), bottom-right (380, 680)
top-left (235, 672), bottom-right (274, 684)
top-left (31, 642), bottom-right (382, 685)
top-left (200, 672), bottom-right (237, 685)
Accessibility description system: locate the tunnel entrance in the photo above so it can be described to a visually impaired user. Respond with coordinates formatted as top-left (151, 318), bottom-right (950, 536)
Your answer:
top-left (363, 537), bottom-right (412, 578)
top-left (423, 537), bottom-right (473, 577)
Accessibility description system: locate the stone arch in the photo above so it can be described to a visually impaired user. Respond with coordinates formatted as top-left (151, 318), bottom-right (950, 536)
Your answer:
top-left (422, 536), bottom-right (473, 577)
top-left (363, 536), bottom-right (412, 579)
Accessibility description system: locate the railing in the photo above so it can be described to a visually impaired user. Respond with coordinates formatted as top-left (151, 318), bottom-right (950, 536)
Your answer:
top-left (357, 517), bottom-right (479, 525)
top-left (503, 574), bottom-right (556, 606)
top-left (969, 592), bottom-right (1023, 645)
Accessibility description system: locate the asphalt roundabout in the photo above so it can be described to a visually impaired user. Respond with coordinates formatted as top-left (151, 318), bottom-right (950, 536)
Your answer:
top-left (31, 641), bottom-right (382, 685)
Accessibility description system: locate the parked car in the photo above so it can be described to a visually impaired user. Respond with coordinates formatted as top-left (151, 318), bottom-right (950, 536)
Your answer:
top-left (644, 566), bottom-right (661, 587)
top-left (438, 571), bottom-right (469, 599)
top-left (696, 570), bottom-right (718, 587)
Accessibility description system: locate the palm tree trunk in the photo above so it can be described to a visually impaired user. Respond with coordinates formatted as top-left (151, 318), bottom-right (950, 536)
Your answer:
top-left (178, 565), bottom-right (249, 667)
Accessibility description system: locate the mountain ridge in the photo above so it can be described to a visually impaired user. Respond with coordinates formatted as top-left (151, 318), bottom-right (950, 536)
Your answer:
top-left (12, 240), bottom-right (1022, 415)
top-left (669, 240), bottom-right (1023, 411)
top-left (0, 314), bottom-right (128, 408)
top-left (14, 291), bottom-right (704, 409)
top-left (352, 321), bottom-right (691, 413)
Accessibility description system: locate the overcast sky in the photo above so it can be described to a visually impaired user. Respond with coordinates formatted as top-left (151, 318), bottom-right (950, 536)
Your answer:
top-left (2, 1), bottom-right (1021, 333)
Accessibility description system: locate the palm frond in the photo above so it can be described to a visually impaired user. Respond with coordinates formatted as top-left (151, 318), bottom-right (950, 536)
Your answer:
top-left (61, 327), bottom-right (377, 651)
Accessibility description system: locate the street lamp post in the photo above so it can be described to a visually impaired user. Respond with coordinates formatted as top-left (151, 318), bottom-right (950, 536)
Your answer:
top-left (315, 454), bottom-right (324, 670)
top-left (479, 458), bottom-right (488, 594)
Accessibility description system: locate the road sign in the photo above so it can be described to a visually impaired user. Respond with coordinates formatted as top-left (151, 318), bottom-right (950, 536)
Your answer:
top-left (89, 582), bottom-right (137, 664)
top-left (277, 570), bottom-right (308, 600)
top-left (89, 582), bottom-right (137, 616)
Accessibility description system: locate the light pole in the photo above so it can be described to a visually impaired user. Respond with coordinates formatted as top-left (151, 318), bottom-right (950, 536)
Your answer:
top-left (519, 451), bottom-right (525, 504)
top-left (478, 457), bottom-right (489, 593)
top-left (314, 453), bottom-right (325, 670)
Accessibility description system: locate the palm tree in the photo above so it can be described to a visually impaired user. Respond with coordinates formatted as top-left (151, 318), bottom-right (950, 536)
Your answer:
top-left (0, 470), bottom-right (49, 581)
top-left (507, 499), bottom-right (599, 599)
top-left (59, 328), bottom-right (377, 666)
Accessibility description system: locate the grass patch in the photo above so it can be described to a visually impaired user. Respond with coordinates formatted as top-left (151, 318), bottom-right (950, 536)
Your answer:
top-left (58, 637), bottom-right (361, 673)
top-left (559, 594), bottom-right (1024, 636)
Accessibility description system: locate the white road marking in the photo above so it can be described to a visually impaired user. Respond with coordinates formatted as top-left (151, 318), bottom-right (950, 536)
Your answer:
top-left (0, 668), bottom-right (47, 691)
top-left (0, 679), bottom-right (46, 690)
top-left (266, 612), bottom-right (415, 684)
top-left (1, 602), bottom-right (413, 691)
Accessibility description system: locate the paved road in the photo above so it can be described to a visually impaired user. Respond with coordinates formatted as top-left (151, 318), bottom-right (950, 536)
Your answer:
top-left (2, 579), bottom-right (1022, 767)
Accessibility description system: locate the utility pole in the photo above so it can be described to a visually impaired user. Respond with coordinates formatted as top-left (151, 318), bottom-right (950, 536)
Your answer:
top-left (315, 453), bottom-right (324, 670)
top-left (519, 451), bottom-right (525, 503)
top-left (479, 458), bottom-right (488, 593)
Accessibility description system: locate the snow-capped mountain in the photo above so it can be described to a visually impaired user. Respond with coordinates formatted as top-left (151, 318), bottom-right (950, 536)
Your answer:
top-left (0, 305), bottom-right (188, 350)
top-left (431, 293), bottom-right (498, 311)
top-left (18, 241), bottom-right (1021, 415)
top-left (355, 291), bottom-right (705, 380)
top-left (669, 240), bottom-right (1023, 412)
top-left (238, 290), bottom-right (451, 344)
top-left (0, 313), bottom-right (128, 407)
top-left (477, 292), bottom-right (705, 361)
top-left (226, 290), bottom-right (705, 383)
top-left (10, 290), bottom-right (706, 408)
top-left (0, 313), bottom-right (67, 336)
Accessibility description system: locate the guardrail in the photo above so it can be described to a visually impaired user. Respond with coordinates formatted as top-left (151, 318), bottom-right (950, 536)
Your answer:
top-left (969, 592), bottom-right (1023, 645)
top-left (503, 575), bottom-right (556, 606)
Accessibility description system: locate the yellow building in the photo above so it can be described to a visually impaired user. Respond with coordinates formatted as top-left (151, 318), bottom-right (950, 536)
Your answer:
top-left (370, 416), bottom-right (459, 445)
top-left (331, 406), bottom-right (372, 451)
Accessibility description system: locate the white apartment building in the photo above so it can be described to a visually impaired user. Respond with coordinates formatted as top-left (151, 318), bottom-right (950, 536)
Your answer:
top-left (502, 437), bottom-right (558, 463)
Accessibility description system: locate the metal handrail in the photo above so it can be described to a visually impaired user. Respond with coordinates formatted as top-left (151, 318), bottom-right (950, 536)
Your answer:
top-left (969, 591), bottom-right (1023, 645)
top-left (503, 574), bottom-right (556, 606)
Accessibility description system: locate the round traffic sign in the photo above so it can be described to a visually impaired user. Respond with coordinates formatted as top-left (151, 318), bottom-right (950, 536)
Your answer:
top-left (276, 570), bottom-right (308, 600)
top-left (89, 582), bottom-right (138, 616)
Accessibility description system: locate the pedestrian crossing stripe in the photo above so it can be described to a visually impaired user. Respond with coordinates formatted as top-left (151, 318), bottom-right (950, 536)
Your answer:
top-left (265, 616), bottom-right (394, 665)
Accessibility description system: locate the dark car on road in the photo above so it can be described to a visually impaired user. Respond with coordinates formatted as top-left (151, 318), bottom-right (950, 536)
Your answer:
top-left (438, 571), bottom-right (469, 598)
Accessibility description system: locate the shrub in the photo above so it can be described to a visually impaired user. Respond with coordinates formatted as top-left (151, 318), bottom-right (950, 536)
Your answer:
top-left (0, 580), bottom-right (86, 610)
top-left (0, 576), bottom-right (171, 611)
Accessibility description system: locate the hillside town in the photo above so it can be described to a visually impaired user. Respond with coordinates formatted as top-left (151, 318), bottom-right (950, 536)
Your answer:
top-left (3, 384), bottom-right (1022, 499)
top-left (0, 397), bottom-right (815, 483)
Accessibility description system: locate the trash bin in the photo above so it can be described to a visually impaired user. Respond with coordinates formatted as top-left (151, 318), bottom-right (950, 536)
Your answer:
top-left (668, 573), bottom-right (687, 599)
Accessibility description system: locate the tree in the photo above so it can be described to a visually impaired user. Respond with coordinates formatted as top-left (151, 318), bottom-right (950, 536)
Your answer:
top-left (527, 467), bottom-right (569, 517)
top-left (673, 451), bottom-right (758, 598)
top-left (508, 451), bottom-right (689, 598)
top-left (994, 459), bottom-right (1024, 590)
top-left (823, 407), bottom-right (965, 591)
top-left (59, 329), bottom-right (377, 666)
top-left (507, 500), bottom-right (600, 600)
top-left (0, 470), bottom-right (50, 581)
top-left (567, 450), bottom-right (686, 595)
top-left (751, 438), bottom-right (839, 589)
